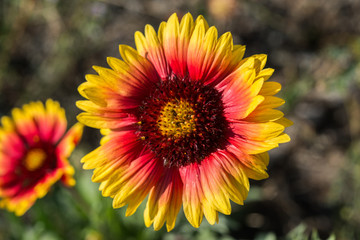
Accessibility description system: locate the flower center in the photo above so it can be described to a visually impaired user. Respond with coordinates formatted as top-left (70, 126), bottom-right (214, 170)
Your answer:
top-left (158, 100), bottom-right (196, 138)
top-left (137, 75), bottom-right (229, 168)
top-left (23, 148), bottom-right (47, 171)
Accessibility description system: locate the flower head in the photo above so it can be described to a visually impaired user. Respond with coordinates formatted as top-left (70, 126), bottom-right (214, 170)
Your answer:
top-left (77, 13), bottom-right (291, 231)
top-left (0, 99), bottom-right (83, 215)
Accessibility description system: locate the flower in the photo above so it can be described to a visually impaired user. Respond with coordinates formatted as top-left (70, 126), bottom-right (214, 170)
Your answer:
top-left (0, 99), bottom-right (83, 216)
top-left (77, 13), bottom-right (292, 231)
top-left (208, 0), bottom-right (237, 22)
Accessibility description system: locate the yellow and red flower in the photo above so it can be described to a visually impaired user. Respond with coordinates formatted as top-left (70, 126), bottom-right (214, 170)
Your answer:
top-left (77, 13), bottom-right (292, 231)
top-left (0, 99), bottom-right (83, 216)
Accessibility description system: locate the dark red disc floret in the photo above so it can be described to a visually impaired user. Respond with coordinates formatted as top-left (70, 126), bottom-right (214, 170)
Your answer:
top-left (136, 74), bottom-right (229, 168)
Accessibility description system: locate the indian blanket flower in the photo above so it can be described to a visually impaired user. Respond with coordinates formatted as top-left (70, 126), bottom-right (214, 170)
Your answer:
top-left (77, 13), bottom-right (292, 231)
top-left (0, 99), bottom-right (83, 216)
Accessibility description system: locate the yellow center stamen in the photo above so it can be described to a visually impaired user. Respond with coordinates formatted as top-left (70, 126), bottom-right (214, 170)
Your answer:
top-left (158, 99), bottom-right (196, 138)
top-left (23, 148), bottom-right (47, 171)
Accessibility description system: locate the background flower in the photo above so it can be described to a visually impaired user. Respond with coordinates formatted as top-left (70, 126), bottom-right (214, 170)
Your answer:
top-left (0, 99), bottom-right (83, 216)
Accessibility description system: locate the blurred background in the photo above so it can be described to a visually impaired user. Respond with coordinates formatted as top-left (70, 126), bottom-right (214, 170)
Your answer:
top-left (1, 0), bottom-right (360, 239)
